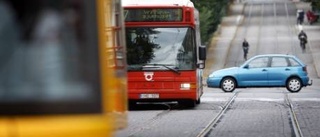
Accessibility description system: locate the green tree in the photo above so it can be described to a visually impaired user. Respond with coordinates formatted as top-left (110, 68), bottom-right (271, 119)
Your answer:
top-left (191, 0), bottom-right (230, 44)
top-left (311, 1), bottom-right (320, 11)
top-left (305, 0), bottom-right (320, 11)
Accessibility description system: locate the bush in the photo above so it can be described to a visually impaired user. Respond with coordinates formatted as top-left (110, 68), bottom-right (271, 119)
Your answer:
top-left (191, 0), bottom-right (230, 44)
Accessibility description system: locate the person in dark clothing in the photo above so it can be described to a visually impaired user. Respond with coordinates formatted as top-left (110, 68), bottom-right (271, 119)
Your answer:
top-left (297, 9), bottom-right (305, 25)
top-left (298, 30), bottom-right (308, 40)
top-left (242, 38), bottom-right (249, 60)
top-left (298, 30), bottom-right (308, 53)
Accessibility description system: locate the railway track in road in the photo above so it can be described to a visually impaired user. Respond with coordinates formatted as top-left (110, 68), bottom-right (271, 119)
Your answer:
top-left (196, 90), bottom-right (305, 137)
top-left (122, 102), bottom-right (217, 137)
top-left (284, 92), bottom-right (304, 137)
top-left (225, 2), bottom-right (253, 67)
top-left (125, 104), bottom-right (172, 137)
top-left (284, 2), bottom-right (299, 55)
top-left (196, 91), bottom-right (240, 137)
top-left (121, 90), bottom-right (308, 137)
top-left (226, 1), bottom-right (302, 65)
top-left (196, 1), bottom-right (313, 137)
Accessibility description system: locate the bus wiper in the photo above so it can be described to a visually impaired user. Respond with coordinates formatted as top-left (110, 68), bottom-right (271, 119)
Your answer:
top-left (128, 65), bottom-right (143, 71)
top-left (145, 64), bottom-right (180, 74)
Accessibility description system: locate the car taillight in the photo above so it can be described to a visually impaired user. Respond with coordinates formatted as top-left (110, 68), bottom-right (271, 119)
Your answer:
top-left (303, 66), bottom-right (308, 73)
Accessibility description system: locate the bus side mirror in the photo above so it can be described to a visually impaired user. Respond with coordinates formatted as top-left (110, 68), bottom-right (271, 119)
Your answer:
top-left (199, 46), bottom-right (206, 60)
top-left (198, 46), bottom-right (206, 69)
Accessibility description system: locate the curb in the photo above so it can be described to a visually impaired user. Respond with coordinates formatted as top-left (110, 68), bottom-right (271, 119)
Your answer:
top-left (307, 35), bottom-right (320, 78)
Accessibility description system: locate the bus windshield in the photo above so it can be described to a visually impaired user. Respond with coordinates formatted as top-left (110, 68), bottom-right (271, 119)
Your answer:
top-left (126, 27), bottom-right (196, 71)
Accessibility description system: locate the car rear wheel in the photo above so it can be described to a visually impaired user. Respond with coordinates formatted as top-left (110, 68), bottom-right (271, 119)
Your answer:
top-left (221, 77), bottom-right (236, 92)
top-left (286, 77), bottom-right (302, 92)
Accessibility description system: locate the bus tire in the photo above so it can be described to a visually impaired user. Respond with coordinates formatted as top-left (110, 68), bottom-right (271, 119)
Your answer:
top-left (128, 100), bottom-right (137, 109)
top-left (196, 98), bottom-right (201, 104)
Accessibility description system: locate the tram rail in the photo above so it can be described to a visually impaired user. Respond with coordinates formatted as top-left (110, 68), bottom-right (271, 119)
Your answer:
top-left (196, 1), bottom-right (307, 137)
top-left (284, 92), bottom-right (304, 137)
top-left (196, 90), bottom-right (304, 137)
top-left (196, 91), bottom-right (240, 137)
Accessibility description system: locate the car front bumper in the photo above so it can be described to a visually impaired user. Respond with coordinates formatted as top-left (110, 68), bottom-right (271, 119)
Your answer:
top-left (206, 77), bottom-right (222, 88)
top-left (308, 79), bottom-right (313, 86)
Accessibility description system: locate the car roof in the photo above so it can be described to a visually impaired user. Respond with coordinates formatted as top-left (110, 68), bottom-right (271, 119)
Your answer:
top-left (122, 0), bottom-right (194, 7)
top-left (249, 54), bottom-right (305, 65)
top-left (253, 54), bottom-right (296, 58)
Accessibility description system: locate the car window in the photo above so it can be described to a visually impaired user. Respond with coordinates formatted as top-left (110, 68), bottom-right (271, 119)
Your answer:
top-left (288, 58), bottom-right (301, 67)
top-left (271, 57), bottom-right (288, 67)
top-left (248, 57), bottom-right (269, 68)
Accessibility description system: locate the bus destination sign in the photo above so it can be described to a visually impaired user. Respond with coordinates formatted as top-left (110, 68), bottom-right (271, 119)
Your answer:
top-left (124, 8), bottom-right (183, 22)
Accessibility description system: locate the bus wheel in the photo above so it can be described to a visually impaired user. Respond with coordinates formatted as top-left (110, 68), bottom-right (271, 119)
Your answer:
top-left (128, 100), bottom-right (137, 109)
top-left (196, 98), bottom-right (201, 104)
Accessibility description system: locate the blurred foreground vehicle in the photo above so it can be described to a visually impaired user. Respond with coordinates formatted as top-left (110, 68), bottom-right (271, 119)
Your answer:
top-left (0, 0), bottom-right (127, 136)
top-left (207, 54), bottom-right (312, 92)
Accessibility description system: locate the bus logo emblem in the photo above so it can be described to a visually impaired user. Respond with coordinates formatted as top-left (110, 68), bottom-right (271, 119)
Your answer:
top-left (144, 72), bottom-right (154, 81)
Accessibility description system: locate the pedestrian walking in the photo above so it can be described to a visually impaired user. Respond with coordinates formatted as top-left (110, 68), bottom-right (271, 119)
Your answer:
top-left (297, 9), bottom-right (305, 25)
top-left (242, 38), bottom-right (249, 60)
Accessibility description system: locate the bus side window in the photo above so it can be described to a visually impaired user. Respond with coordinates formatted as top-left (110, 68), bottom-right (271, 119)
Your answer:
top-left (0, 1), bottom-right (21, 89)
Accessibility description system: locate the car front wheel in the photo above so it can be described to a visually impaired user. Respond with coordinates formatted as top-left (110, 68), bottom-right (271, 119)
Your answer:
top-left (221, 77), bottom-right (236, 92)
top-left (286, 77), bottom-right (302, 92)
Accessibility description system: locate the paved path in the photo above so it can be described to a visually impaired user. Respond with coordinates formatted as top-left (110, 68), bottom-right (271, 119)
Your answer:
top-left (295, 1), bottom-right (320, 78)
top-left (204, 2), bottom-right (244, 80)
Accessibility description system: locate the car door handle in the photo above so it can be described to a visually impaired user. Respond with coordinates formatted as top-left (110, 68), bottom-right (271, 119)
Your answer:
top-left (262, 69), bottom-right (267, 71)
top-left (285, 68), bottom-right (290, 71)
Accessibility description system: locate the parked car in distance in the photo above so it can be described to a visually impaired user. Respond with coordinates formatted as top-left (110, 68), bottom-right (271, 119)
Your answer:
top-left (207, 54), bottom-right (312, 92)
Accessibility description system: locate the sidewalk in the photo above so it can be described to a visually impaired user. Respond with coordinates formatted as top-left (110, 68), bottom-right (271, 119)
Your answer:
top-left (204, 2), bottom-right (244, 79)
top-left (295, 1), bottom-right (320, 78)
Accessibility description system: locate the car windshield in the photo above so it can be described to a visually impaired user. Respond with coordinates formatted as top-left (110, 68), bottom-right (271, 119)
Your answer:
top-left (126, 27), bottom-right (196, 71)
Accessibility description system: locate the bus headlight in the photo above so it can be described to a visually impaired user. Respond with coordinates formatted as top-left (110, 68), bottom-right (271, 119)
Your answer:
top-left (180, 83), bottom-right (191, 90)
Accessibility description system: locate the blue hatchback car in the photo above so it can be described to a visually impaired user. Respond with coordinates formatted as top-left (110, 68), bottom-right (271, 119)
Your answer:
top-left (207, 54), bottom-right (312, 92)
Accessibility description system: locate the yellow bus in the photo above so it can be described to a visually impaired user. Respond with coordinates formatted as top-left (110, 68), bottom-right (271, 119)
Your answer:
top-left (0, 0), bottom-right (127, 136)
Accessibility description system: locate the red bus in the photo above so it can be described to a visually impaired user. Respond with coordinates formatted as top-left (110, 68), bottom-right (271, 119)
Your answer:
top-left (123, 0), bottom-right (206, 107)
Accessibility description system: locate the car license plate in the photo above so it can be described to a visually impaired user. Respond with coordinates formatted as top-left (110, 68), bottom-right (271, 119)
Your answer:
top-left (140, 94), bottom-right (159, 99)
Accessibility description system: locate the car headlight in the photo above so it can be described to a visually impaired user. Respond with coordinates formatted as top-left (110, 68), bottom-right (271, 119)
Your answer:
top-left (208, 73), bottom-right (215, 78)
